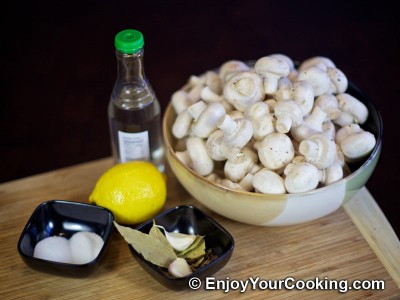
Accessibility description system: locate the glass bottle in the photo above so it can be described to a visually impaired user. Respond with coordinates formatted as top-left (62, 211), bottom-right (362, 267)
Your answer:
top-left (108, 29), bottom-right (164, 172)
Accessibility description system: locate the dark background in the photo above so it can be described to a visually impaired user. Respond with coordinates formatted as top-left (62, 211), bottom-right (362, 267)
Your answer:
top-left (2, 1), bottom-right (399, 237)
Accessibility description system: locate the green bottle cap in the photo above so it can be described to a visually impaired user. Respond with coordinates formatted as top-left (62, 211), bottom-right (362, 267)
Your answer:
top-left (114, 29), bottom-right (144, 54)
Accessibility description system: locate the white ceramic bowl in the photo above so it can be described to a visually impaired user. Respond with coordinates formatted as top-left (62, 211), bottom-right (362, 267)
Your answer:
top-left (163, 82), bottom-right (382, 226)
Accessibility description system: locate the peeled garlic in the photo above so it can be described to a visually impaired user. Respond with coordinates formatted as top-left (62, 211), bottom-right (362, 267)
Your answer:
top-left (156, 225), bottom-right (196, 252)
top-left (168, 257), bottom-right (193, 278)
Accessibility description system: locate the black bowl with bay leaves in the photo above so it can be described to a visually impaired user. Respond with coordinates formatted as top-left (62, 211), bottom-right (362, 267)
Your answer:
top-left (120, 205), bottom-right (235, 290)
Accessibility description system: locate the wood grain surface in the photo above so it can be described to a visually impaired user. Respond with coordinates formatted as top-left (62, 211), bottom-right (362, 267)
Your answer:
top-left (0, 157), bottom-right (399, 299)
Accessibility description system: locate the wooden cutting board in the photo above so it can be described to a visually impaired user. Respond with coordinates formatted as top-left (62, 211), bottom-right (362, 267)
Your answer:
top-left (0, 157), bottom-right (398, 299)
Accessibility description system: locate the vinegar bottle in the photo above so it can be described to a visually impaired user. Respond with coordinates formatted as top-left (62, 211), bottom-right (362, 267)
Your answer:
top-left (108, 29), bottom-right (164, 172)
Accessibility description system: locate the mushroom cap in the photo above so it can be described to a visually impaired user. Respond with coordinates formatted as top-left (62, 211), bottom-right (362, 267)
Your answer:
top-left (339, 131), bottom-right (376, 162)
top-left (299, 133), bottom-right (337, 169)
top-left (320, 162), bottom-right (344, 186)
top-left (336, 93), bottom-right (369, 124)
top-left (258, 132), bottom-right (294, 170)
top-left (223, 71), bottom-right (265, 111)
top-left (299, 56), bottom-right (336, 71)
top-left (254, 56), bottom-right (291, 77)
top-left (297, 65), bottom-right (331, 96)
top-left (219, 60), bottom-right (250, 83)
top-left (252, 169), bottom-right (286, 194)
top-left (245, 101), bottom-right (270, 119)
top-left (335, 123), bottom-right (362, 145)
top-left (284, 162), bottom-right (320, 193)
top-left (269, 53), bottom-right (295, 71)
top-left (327, 67), bottom-right (348, 94)
top-left (172, 110), bottom-right (193, 139)
top-left (171, 90), bottom-right (192, 114)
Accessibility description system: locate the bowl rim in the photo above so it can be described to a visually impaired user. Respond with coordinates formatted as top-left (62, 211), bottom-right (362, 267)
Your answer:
top-left (162, 81), bottom-right (383, 199)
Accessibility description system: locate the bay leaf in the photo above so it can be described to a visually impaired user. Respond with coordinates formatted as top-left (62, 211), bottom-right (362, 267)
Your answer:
top-left (149, 221), bottom-right (173, 250)
top-left (177, 236), bottom-right (206, 259)
top-left (114, 222), bottom-right (177, 268)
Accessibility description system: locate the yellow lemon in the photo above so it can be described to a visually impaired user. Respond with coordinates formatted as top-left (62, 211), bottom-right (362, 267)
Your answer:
top-left (89, 161), bottom-right (166, 224)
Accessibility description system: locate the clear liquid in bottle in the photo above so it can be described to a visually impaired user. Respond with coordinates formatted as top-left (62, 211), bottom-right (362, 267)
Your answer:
top-left (108, 87), bottom-right (164, 172)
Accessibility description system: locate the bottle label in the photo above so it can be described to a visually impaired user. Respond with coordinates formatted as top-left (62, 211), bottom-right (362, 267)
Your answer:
top-left (118, 130), bottom-right (150, 162)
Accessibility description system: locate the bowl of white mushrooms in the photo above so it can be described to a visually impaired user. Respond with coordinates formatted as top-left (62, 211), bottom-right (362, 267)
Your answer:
top-left (163, 55), bottom-right (382, 226)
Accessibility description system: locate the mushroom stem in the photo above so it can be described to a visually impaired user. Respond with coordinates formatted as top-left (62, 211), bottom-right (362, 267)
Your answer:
top-left (276, 115), bottom-right (293, 134)
top-left (218, 114), bottom-right (237, 135)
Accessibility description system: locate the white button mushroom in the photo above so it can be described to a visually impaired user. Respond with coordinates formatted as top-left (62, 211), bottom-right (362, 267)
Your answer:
top-left (217, 115), bottom-right (254, 149)
top-left (204, 70), bottom-right (223, 95)
top-left (299, 133), bottom-right (337, 169)
top-left (297, 65), bottom-right (331, 96)
top-left (269, 53), bottom-right (297, 80)
top-left (254, 56), bottom-right (291, 95)
top-left (320, 162), bottom-right (344, 186)
top-left (273, 99), bottom-right (304, 133)
top-left (171, 90), bottom-right (192, 114)
top-left (200, 86), bottom-right (224, 103)
top-left (290, 106), bottom-right (327, 142)
top-left (170, 53), bottom-right (377, 195)
top-left (172, 110), bottom-right (194, 139)
top-left (206, 130), bottom-right (243, 162)
top-left (258, 132), bottom-right (294, 170)
top-left (219, 60), bottom-right (250, 83)
top-left (335, 93), bottom-right (369, 126)
top-left (275, 80), bottom-right (314, 116)
top-left (223, 71), bottom-right (265, 111)
top-left (189, 101), bottom-right (226, 138)
top-left (252, 168), bottom-right (286, 194)
top-left (187, 82), bottom-right (203, 103)
top-left (200, 71), bottom-right (224, 103)
top-left (336, 129), bottom-right (376, 163)
top-left (313, 93), bottom-right (341, 121)
top-left (327, 67), bottom-right (348, 94)
top-left (322, 120), bottom-right (336, 140)
top-left (224, 148), bottom-right (258, 183)
top-left (335, 124), bottom-right (363, 145)
top-left (292, 81), bottom-right (315, 116)
top-left (186, 136), bottom-right (214, 176)
top-left (275, 77), bottom-right (293, 102)
top-left (244, 102), bottom-right (275, 140)
top-left (284, 162), bottom-right (320, 193)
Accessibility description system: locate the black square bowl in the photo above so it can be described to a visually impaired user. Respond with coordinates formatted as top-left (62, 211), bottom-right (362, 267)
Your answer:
top-left (17, 200), bottom-right (114, 277)
top-left (128, 205), bottom-right (235, 290)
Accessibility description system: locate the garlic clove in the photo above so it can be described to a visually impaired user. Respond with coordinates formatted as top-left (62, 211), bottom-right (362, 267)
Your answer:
top-left (156, 225), bottom-right (196, 252)
top-left (168, 257), bottom-right (193, 278)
